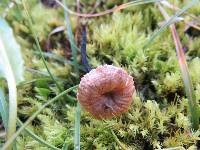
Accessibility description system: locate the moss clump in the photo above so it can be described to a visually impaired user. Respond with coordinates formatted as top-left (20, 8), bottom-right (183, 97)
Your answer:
top-left (64, 95), bottom-right (198, 149)
top-left (1, 0), bottom-right (200, 149)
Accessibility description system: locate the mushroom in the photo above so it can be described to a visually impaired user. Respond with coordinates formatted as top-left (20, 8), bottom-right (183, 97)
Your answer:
top-left (77, 65), bottom-right (135, 119)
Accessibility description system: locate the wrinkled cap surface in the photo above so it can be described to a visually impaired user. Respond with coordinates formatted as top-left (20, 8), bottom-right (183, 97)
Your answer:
top-left (77, 65), bottom-right (135, 119)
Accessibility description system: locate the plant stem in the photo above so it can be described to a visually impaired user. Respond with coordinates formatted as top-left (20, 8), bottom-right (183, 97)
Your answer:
top-left (55, 0), bottom-right (163, 18)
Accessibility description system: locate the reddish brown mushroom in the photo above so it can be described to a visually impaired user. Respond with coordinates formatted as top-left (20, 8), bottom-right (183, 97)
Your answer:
top-left (77, 65), bottom-right (135, 119)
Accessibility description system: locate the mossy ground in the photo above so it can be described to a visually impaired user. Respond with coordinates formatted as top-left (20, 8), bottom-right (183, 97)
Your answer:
top-left (1, 0), bottom-right (200, 149)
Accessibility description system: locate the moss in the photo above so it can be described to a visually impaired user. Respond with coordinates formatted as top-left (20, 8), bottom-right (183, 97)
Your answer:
top-left (62, 95), bottom-right (197, 149)
top-left (1, 0), bottom-right (200, 149)
top-left (163, 130), bottom-right (198, 148)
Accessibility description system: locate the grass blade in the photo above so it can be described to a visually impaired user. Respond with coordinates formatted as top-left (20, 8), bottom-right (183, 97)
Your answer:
top-left (17, 119), bottom-right (61, 150)
top-left (21, 0), bottom-right (63, 92)
top-left (0, 88), bottom-right (8, 129)
top-left (63, 0), bottom-right (79, 75)
top-left (0, 86), bottom-right (60, 150)
top-left (2, 85), bottom-right (78, 150)
top-left (21, 0), bottom-right (76, 105)
top-left (74, 103), bottom-right (81, 150)
top-left (62, 1), bottom-right (80, 149)
top-left (0, 17), bottom-right (24, 149)
top-left (144, 0), bottom-right (198, 49)
top-left (33, 51), bottom-right (73, 65)
top-left (33, 51), bottom-right (84, 71)
top-left (158, 4), bottom-right (199, 130)
top-left (62, 140), bottom-right (68, 150)
top-left (0, 88), bottom-right (17, 150)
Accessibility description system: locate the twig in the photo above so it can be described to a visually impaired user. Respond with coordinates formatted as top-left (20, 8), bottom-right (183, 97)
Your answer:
top-left (54, 0), bottom-right (163, 18)
top-left (89, 0), bottom-right (102, 14)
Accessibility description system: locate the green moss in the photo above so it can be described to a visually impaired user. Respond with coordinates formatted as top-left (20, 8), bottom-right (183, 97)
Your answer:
top-left (2, 0), bottom-right (200, 149)
top-left (62, 95), bottom-right (197, 149)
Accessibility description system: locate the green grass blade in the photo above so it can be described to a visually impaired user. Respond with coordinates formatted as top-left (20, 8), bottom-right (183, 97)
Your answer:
top-left (12, 142), bottom-right (17, 150)
top-left (0, 88), bottom-right (8, 129)
top-left (21, 0), bottom-right (76, 105)
top-left (0, 17), bottom-right (24, 149)
top-left (2, 85), bottom-right (78, 150)
top-left (21, 0), bottom-right (63, 92)
top-left (33, 51), bottom-right (84, 71)
top-left (63, 0), bottom-right (79, 75)
top-left (0, 88), bottom-right (18, 150)
top-left (62, 141), bottom-right (68, 150)
top-left (17, 78), bottom-right (53, 87)
top-left (33, 51), bottom-right (73, 65)
top-left (143, 0), bottom-right (198, 49)
top-left (25, 68), bottom-right (67, 82)
top-left (171, 26), bottom-right (199, 130)
top-left (158, 4), bottom-right (199, 130)
top-left (74, 103), bottom-right (81, 150)
top-left (0, 86), bottom-right (60, 150)
top-left (123, 0), bottom-right (164, 9)
top-left (17, 119), bottom-right (61, 150)
top-left (62, 1), bottom-right (80, 149)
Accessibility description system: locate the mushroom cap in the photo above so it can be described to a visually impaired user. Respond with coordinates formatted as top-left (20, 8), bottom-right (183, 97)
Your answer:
top-left (77, 65), bottom-right (135, 119)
